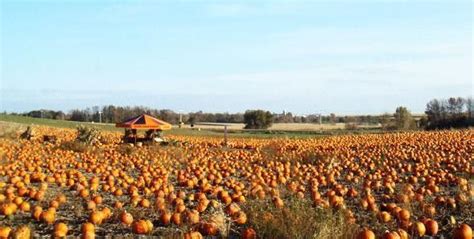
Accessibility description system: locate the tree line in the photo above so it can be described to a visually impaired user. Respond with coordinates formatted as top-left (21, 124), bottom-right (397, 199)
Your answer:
top-left (423, 97), bottom-right (473, 130)
top-left (14, 105), bottom-right (386, 125)
top-left (8, 96), bottom-right (473, 130)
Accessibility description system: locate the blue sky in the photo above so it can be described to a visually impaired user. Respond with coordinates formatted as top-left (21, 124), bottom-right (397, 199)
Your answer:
top-left (1, 0), bottom-right (472, 114)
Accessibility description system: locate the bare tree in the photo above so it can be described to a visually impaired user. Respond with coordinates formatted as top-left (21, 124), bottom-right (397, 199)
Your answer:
top-left (394, 106), bottom-right (415, 130)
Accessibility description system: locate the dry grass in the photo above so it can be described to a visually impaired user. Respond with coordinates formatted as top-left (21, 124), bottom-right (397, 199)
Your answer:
top-left (0, 121), bottom-right (24, 139)
top-left (243, 197), bottom-right (357, 239)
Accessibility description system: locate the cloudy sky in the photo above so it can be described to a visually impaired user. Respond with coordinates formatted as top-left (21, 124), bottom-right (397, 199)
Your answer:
top-left (1, 0), bottom-right (472, 114)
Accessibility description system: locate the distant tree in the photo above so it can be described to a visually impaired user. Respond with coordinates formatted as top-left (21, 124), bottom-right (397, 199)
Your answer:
top-left (425, 99), bottom-right (443, 124)
top-left (329, 113), bottom-right (336, 125)
top-left (466, 97), bottom-right (473, 119)
top-left (243, 110), bottom-right (273, 129)
top-left (418, 116), bottom-right (428, 129)
top-left (380, 113), bottom-right (392, 130)
top-left (54, 111), bottom-right (65, 120)
top-left (447, 97), bottom-right (465, 116)
top-left (393, 106), bottom-right (415, 130)
top-left (274, 111), bottom-right (294, 123)
top-left (187, 116), bottom-right (196, 126)
top-left (424, 97), bottom-right (473, 129)
top-left (344, 116), bottom-right (359, 130)
top-left (70, 109), bottom-right (87, 122)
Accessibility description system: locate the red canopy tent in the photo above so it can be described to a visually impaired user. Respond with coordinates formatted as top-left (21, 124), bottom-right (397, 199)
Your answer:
top-left (115, 114), bottom-right (172, 130)
top-left (116, 114), bottom-right (172, 143)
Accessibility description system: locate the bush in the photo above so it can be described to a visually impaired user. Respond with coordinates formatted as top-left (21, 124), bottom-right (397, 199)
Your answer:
top-left (76, 125), bottom-right (100, 145)
top-left (244, 110), bottom-right (273, 129)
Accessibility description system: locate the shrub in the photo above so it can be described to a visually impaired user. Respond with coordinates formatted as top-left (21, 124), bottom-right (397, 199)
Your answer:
top-left (75, 125), bottom-right (100, 145)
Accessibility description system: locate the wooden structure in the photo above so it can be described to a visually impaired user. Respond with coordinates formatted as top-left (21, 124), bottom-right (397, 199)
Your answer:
top-left (115, 114), bottom-right (172, 143)
top-left (193, 122), bottom-right (231, 146)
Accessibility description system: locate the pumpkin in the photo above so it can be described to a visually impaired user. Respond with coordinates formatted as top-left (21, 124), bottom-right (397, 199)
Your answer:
top-left (1, 202), bottom-right (18, 216)
top-left (424, 219), bottom-right (438, 236)
top-left (378, 211), bottom-right (391, 223)
top-left (382, 231), bottom-right (400, 239)
top-left (40, 208), bottom-right (56, 224)
top-left (184, 231), bottom-right (203, 239)
top-left (53, 222), bottom-right (68, 238)
top-left (453, 224), bottom-right (472, 239)
top-left (0, 226), bottom-right (12, 239)
top-left (397, 209), bottom-right (410, 221)
top-left (396, 229), bottom-right (408, 239)
top-left (411, 221), bottom-right (426, 237)
top-left (89, 211), bottom-right (104, 225)
top-left (19, 201), bottom-right (30, 212)
top-left (120, 211), bottom-right (133, 226)
top-left (171, 212), bottom-right (182, 226)
top-left (81, 222), bottom-right (95, 235)
top-left (12, 225), bottom-right (31, 239)
top-left (185, 210), bottom-right (200, 225)
top-left (241, 228), bottom-right (257, 239)
top-left (160, 211), bottom-right (172, 225)
top-left (198, 222), bottom-right (218, 236)
top-left (132, 220), bottom-right (150, 234)
top-left (356, 228), bottom-right (376, 239)
top-left (272, 197), bottom-right (284, 208)
top-left (232, 211), bottom-right (247, 225)
top-left (32, 206), bottom-right (43, 221)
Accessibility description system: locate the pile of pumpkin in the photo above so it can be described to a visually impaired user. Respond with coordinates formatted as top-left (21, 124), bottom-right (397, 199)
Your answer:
top-left (0, 126), bottom-right (472, 238)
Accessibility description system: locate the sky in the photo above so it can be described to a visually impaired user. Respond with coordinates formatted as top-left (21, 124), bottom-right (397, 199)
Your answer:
top-left (1, 0), bottom-right (472, 115)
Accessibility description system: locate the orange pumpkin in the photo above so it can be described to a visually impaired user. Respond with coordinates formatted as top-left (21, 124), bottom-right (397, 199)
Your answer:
top-left (89, 211), bottom-right (104, 225)
top-left (132, 220), bottom-right (151, 234)
top-left (120, 211), bottom-right (133, 226)
top-left (53, 222), bottom-right (68, 238)
top-left (424, 219), bottom-right (438, 236)
top-left (382, 231), bottom-right (400, 239)
top-left (40, 208), bottom-right (56, 224)
top-left (184, 231), bottom-right (203, 239)
top-left (171, 212), bottom-right (182, 226)
top-left (0, 226), bottom-right (12, 239)
top-left (81, 222), bottom-right (95, 239)
top-left (241, 228), bottom-right (257, 239)
top-left (453, 224), bottom-right (472, 239)
top-left (12, 225), bottom-right (31, 239)
top-left (356, 228), bottom-right (376, 239)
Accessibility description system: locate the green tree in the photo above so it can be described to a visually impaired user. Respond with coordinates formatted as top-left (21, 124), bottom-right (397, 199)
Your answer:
top-left (393, 106), bottom-right (415, 130)
top-left (243, 110), bottom-right (273, 129)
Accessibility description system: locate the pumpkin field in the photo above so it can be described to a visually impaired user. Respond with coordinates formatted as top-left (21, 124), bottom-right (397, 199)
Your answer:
top-left (0, 125), bottom-right (472, 238)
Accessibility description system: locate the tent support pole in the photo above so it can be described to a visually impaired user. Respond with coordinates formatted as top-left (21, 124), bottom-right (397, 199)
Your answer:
top-left (224, 125), bottom-right (228, 146)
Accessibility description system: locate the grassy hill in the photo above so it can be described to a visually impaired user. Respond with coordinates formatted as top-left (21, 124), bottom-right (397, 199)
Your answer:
top-left (0, 114), bottom-right (119, 131)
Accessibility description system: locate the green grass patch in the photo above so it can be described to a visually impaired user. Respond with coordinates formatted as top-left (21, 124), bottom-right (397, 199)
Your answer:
top-left (0, 114), bottom-right (119, 131)
top-left (0, 114), bottom-right (389, 139)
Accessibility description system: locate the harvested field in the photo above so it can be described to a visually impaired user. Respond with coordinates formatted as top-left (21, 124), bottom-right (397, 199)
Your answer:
top-left (0, 124), bottom-right (472, 238)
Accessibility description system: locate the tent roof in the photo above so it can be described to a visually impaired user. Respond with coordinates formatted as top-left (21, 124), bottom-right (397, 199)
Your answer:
top-left (115, 114), bottom-right (172, 130)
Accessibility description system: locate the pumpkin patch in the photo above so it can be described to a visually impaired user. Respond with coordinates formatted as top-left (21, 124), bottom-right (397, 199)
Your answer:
top-left (0, 125), bottom-right (472, 237)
